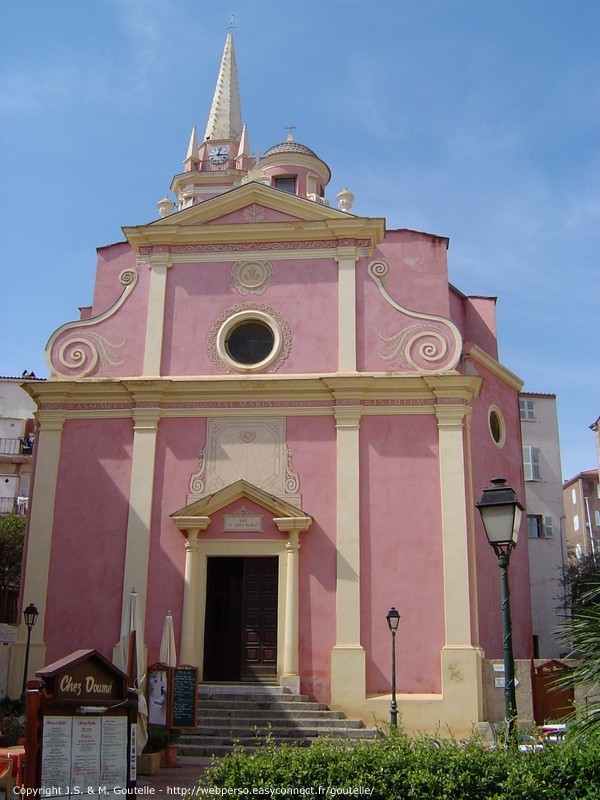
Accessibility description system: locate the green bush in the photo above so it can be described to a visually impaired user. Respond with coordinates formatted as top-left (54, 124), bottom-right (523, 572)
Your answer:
top-left (198, 730), bottom-right (600, 800)
top-left (143, 725), bottom-right (170, 753)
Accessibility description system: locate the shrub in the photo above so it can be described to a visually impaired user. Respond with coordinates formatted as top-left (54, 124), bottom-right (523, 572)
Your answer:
top-left (199, 729), bottom-right (600, 800)
top-left (143, 725), bottom-right (170, 753)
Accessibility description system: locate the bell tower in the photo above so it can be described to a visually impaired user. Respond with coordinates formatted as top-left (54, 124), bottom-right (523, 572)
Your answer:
top-left (169, 32), bottom-right (254, 210)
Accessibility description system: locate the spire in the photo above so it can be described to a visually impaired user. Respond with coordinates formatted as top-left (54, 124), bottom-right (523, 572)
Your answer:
top-left (204, 32), bottom-right (243, 142)
top-left (236, 124), bottom-right (250, 158)
top-left (186, 126), bottom-right (199, 161)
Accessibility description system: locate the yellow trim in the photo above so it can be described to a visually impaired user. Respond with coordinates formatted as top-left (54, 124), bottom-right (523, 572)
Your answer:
top-left (123, 183), bottom-right (385, 250)
top-left (465, 344), bottom-right (524, 391)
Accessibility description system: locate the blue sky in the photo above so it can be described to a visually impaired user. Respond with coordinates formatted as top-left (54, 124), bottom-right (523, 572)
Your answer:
top-left (1, 0), bottom-right (598, 480)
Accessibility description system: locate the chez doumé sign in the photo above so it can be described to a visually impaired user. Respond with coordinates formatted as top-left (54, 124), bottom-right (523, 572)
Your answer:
top-left (37, 649), bottom-right (128, 704)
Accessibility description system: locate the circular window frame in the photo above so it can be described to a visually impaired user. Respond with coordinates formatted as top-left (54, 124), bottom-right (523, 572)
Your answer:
top-left (217, 310), bottom-right (282, 373)
top-left (488, 405), bottom-right (506, 448)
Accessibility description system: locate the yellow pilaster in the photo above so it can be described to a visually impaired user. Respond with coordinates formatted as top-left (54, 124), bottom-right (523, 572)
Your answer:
top-left (180, 521), bottom-right (210, 665)
top-left (8, 409), bottom-right (65, 696)
top-left (336, 246), bottom-right (358, 372)
top-left (435, 401), bottom-right (484, 724)
top-left (331, 405), bottom-right (365, 710)
top-left (119, 396), bottom-right (163, 636)
top-left (141, 253), bottom-right (172, 377)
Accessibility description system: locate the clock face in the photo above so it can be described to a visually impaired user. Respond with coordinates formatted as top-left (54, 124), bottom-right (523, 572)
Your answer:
top-left (209, 146), bottom-right (229, 164)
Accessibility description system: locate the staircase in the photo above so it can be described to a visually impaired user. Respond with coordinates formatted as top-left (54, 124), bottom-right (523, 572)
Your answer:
top-left (178, 684), bottom-right (381, 759)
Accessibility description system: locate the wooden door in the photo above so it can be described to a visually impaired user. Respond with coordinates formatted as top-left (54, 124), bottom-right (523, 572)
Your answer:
top-left (241, 557), bottom-right (278, 680)
top-left (204, 556), bottom-right (278, 682)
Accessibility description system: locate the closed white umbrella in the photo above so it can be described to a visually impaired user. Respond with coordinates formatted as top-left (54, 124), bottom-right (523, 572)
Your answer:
top-left (117, 587), bottom-right (148, 753)
top-left (159, 611), bottom-right (177, 668)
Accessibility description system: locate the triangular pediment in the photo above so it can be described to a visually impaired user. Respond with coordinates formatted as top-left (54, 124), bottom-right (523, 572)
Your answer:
top-left (123, 182), bottom-right (385, 250)
top-left (171, 479), bottom-right (312, 526)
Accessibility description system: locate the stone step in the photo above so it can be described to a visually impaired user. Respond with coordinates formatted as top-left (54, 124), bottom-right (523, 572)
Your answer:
top-left (199, 699), bottom-right (329, 712)
top-left (180, 683), bottom-right (380, 757)
top-left (199, 693), bottom-right (309, 704)
top-left (191, 719), bottom-right (368, 736)
top-left (200, 709), bottom-right (347, 721)
top-left (182, 727), bottom-right (376, 744)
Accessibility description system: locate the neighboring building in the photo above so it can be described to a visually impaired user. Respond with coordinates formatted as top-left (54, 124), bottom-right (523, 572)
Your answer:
top-left (0, 375), bottom-right (38, 518)
top-left (13, 34), bottom-right (532, 736)
top-left (563, 469), bottom-right (600, 561)
top-left (0, 374), bottom-right (41, 623)
top-left (519, 393), bottom-right (567, 658)
top-left (590, 416), bottom-right (600, 478)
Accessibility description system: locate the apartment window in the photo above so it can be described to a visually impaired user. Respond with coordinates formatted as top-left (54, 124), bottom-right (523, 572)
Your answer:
top-left (519, 398), bottom-right (535, 421)
top-left (595, 510), bottom-right (600, 527)
top-left (523, 445), bottom-right (541, 481)
top-left (597, 484), bottom-right (600, 500)
top-left (572, 488), bottom-right (577, 504)
top-left (574, 514), bottom-right (580, 532)
top-left (527, 515), bottom-right (543, 539)
top-left (543, 516), bottom-right (554, 537)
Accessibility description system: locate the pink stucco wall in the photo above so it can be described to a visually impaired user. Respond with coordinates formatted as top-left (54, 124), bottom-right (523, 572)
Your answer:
top-left (287, 416), bottom-right (337, 705)
top-left (357, 230), bottom-right (454, 373)
top-left (468, 362), bottom-right (532, 659)
top-left (162, 258), bottom-right (338, 376)
top-left (359, 414), bottom-right (445, 695)
top-left (44, 419), bottom-right (133, 664)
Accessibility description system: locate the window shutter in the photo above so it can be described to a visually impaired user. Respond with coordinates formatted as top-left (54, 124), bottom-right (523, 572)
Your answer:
top-left (531, 447), bottom-right (541, 480)
top-left (543, 516), bottom-right (554, 538)
top-left (523, 446), bottom-right (532, 481)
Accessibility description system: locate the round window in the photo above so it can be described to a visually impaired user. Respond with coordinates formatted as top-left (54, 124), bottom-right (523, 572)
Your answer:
top-left (225, 320), bottom-right (275, 365)
top-left (216, 309), bottom-right (284, 373)
top-left (488, 406), bottom-right (506, 448)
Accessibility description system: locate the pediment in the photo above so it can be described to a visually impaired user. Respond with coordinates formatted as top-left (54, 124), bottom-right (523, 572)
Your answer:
top-left (123, 182), bottom-right (385, 250)
top-left (171, 479), bottom-right (312, 527)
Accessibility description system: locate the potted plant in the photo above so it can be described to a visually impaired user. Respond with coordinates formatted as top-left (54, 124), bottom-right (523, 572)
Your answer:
top-left (162, 729), bottom-right (180, 768)
top-left (137, 726), bottom-right (170, 775)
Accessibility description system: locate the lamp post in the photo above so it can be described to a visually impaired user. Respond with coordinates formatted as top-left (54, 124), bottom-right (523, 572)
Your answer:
top-left (21, 602), bottom-right (39, 701)
top-left (476, 478), bottom-right (523, 739)
top-left (386, 607), bottom-right (400, 727)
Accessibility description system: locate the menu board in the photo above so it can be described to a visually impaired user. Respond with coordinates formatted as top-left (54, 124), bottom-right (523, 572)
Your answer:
top-left (40, 714), bottom-right (128, 796)
top-left (41, 716), bottom-right (73, 793)
top-left (148, 668), bottom-right (169, 726)
top-left (100, 716), bottom-right (128, 788)
top-left (171, 666), bottom-right (198, 729)
top-left (71, 718), bottom-right (101, 793)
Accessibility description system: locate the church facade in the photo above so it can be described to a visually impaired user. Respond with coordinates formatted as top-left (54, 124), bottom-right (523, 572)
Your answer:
top-left (14, 34), bottom-right (531, 736)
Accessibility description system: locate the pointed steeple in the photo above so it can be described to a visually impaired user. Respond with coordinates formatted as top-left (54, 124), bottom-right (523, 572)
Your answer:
top-left (186, 126), bottom-right (199, 161)
top-left (204, 33), bottom-right (243, 142)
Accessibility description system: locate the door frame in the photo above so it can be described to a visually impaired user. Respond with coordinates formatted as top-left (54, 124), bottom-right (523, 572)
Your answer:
top-left (171, 480), bottom-right (312, 688)
top-left (199, 544), bottom-right (287, 681)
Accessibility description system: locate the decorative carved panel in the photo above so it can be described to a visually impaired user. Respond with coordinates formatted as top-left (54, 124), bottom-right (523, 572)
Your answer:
top-left (188, 417), bottom-right (301, 506)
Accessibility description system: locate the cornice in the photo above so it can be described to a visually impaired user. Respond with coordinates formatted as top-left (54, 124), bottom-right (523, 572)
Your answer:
top-left (464, 344), bottom-right (524, 391)
top-left (123, 183), bottom-right (385, 250)
top-left (124, 218), bottom-right (385, 251)
top-left (28, 373), bottom-right (485, 418)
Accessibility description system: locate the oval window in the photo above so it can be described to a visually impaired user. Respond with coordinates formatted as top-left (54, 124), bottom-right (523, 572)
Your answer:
top-left (488, 406), bottom-right (506, 448)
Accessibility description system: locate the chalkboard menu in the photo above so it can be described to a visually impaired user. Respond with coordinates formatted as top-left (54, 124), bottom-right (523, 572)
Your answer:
top-left (171, 666), bottom-right (198, 729)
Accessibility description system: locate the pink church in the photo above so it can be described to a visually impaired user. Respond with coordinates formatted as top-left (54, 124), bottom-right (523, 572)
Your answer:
top-left (14, 34), bottom-right (531, 735)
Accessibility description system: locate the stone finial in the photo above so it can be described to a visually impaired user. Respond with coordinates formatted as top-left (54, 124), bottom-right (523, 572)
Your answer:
top-left (337, 187), bottom-right (355, 212)
top-left (157, 196), bottom-right (176, 218)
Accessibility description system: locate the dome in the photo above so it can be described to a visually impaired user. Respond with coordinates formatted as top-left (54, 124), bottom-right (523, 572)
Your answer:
top-left (263, 140), bottom-right (319, 158)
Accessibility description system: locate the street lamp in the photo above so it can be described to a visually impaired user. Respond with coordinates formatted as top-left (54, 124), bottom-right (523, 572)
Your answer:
top-left (21, 602), bottom-right (39, 701)
top-left (386, 607), bottom-right (401, 727)
top-left (476, 478), bottom-right (523, 739)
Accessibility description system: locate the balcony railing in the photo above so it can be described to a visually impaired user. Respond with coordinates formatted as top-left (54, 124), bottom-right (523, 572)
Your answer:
top-left (0, 437), bottom-right (34, 456)
top-left (0, 496), bottom-right (28, 515)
